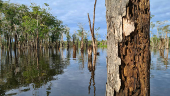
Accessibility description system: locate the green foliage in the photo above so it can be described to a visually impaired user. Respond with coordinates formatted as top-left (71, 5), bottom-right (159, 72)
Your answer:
top-left (0, 1), bottom-right (69, 47)
top-left (19, 35), bottom-right (25, 43)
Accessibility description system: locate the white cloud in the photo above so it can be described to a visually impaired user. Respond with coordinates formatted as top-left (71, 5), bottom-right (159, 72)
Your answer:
top-left (3, 0), bottom-right (170, 39)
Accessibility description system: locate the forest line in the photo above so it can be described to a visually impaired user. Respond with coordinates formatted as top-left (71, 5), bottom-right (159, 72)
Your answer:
top-left (0, 1), bottom-right (107, 51)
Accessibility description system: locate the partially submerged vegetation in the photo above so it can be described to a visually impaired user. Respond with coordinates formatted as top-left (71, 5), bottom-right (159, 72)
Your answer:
top-left (0, 0), bottom-right (107, 51)
top-left (0, 1), bottom-right (69, 50)
top-left (150, 15), bottom-right (170, 49)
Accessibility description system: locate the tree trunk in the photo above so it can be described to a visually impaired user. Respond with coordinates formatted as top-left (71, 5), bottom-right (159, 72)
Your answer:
top-left (36, 16), bottom-right (39, 50)
top-left (81, 30), bottom-right (84, 51)
top-left (0, 35), bottom-right (1, 48)
top-left (73, 45), bottom-right (76, 58)
top-left (156, 28), bottom-right (159, 46)
top-left (105, 0), bottom-right (150, 96)
top-left (86, 39), bottom-right (88, 48)
top-left (60, 33), bottom-right (63, 48)
top-left (9, 37), bottom-right (11, 49)
top-left (14, 33), bottom-right (17, 50)
top-left (166, 32), bottom-right (169, 49)
top-left (87, 0), bottom-right (97, 55)
top-left (7, 34), bottom-right (9, 48)
top-left (26, 33), bottom-right (28, 48)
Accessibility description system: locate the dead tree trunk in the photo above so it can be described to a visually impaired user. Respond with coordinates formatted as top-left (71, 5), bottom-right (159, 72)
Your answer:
top-left (81, 30), bottom-right (84, 51)
top-left (86, 39), bottom-right (88, 48)
top-left (105, 0), bottom-right (150, 96)
top-left (87, 0), bottom-right (97, 55)
top-left (88, 45), bottom-right (93, 59)
top-left (165, 32), bottom-right (169, 49)
top-left (60, 33), bottom-right (63, 48)
top-left (77, 39), bottom-right (79, 50)
top-left (73, 44), bottom-right (76, 58)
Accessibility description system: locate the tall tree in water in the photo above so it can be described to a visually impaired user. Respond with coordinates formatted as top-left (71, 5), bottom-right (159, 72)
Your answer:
top-left (72, 33), bottom-right (76, 45)
top-left (105, 0), bottom-right (150, 95)
top-left (77, 23), bottom-right (85, 51)
top-left (150, 15), bottom-right (155, 47)
top-left (0, 0), bottom-right (3, 47)
top-left (1, 2), bottom-right (19, 49)
top-left (87, 0), bottom-right (97, 55)
top-left (66, 26), bottom-right (70, 49)
top-left (162, 25), bottom-right (170, 49)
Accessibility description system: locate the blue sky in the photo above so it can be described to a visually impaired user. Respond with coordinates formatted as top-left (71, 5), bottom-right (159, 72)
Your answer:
top-left (3, 0), bottom-right (170, 40)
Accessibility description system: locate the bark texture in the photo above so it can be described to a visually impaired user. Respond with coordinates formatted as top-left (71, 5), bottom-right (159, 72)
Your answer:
top-left (105, 0), bottom-right (150, 96)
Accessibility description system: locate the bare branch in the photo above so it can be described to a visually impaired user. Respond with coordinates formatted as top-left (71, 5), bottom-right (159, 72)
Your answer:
top-left (87, 13), bottom-right (92, 34)
top-left (92, 0), bottom-right (97, 33)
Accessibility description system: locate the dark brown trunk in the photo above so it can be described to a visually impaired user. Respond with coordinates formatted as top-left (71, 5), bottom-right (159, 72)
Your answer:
top-left (73, 45), bottom-right (76, 58)
top-left (14, 33), bottom-right (17, 50)
top-left (7, 34), bottom-right (9, 48)
top-left (81, 31), bottom-right (84, 51)
top-left (105, 0), bottom-right (150, 95)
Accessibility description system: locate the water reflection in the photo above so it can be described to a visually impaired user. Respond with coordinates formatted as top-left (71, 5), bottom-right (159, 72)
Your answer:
top-left (0, 48), bottom-right (107, 96)
top-left (88, 57), bottom-right (96, 96)
top-left (150, 48), bottom-right (170, 96)
top-left (0, 48), bottom-right (69, 95)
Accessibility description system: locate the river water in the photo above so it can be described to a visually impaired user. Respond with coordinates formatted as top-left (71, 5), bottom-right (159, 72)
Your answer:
top-left (0, 48), bottom-right (169, 96)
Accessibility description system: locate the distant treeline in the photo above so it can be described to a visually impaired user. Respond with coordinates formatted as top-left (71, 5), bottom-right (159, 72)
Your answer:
top-left (150, 15), bottom-right (170, 49)
top-left (0, 0), bottom-right (69, 49)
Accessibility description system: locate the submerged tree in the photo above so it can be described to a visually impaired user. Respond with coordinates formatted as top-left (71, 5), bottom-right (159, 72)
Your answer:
top-left (87, 0), bottom-right (97, 55)
top-left (72, 32), bottom-right (76, 45)
top-left (0, 1), bottom-right (68, 49)
top-left (77, 23), bottom-right (85, 51)
top-left (162, 25), bottom-right (170, 49)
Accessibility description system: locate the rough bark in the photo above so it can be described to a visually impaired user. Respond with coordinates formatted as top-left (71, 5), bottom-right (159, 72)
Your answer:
top-left (105, 0), bottom-right (150, 96)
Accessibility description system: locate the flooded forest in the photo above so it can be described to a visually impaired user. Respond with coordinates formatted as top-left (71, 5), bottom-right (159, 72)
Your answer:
top-left (0, 0), bottom-right (170, 96)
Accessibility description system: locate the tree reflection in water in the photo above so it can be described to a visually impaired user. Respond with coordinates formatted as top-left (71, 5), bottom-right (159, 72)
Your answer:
top-left (88, 55), bottom-right (96, 96)
top-left (0, 48), bottom-right (69, 95)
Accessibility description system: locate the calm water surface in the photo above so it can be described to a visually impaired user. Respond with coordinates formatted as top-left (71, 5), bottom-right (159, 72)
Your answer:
top-left (150, 48), bottom-right (170, 96)
top-left (0, 48), bottom-right (107, 96)
top-left (0, 48), bottom-right (169, 96)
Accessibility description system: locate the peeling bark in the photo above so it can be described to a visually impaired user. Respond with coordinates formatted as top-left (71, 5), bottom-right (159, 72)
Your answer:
top-left (105, 0), bottom-right (150, 96)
